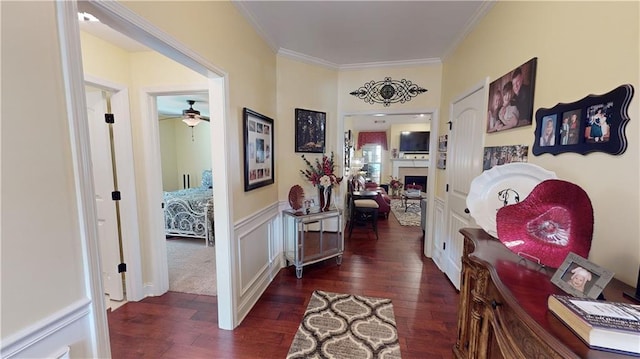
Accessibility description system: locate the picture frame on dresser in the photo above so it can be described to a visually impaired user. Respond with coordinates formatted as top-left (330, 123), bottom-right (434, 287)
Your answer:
top-left (551, 252), bottom-right (615, 299)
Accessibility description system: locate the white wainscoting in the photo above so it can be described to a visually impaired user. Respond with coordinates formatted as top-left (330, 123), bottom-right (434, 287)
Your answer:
top-left (1, 298), bottom-right (93, 359)
top-left (431, 197), bottom-right (446, 273)
top-left (234, 202), bottom-right (285, 323)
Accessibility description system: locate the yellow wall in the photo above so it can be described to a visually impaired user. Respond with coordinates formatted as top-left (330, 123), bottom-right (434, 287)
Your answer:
top-left (121, 1), bottom-right (278, 219)
top-left (159, 119), bottom-right (212, 192)
top-left (338, 64), bottom-right (443, 112)
top-left (276, 56), bottom-right (339, 199)
top-left (440, 1), bottom-right (639, 285)
top-left (1, 1), bottom-right (87, 348)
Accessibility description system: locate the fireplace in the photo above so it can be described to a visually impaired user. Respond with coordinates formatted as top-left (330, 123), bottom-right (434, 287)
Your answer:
top-left (404, 175), bottom-right (427, 191)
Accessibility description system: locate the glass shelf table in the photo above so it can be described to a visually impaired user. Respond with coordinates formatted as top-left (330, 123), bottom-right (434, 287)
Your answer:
top-left (282, 208), bottom-right (343, 278)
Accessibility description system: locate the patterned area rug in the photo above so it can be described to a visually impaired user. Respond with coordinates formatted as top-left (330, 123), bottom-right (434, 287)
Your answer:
top-left (287, 290), bottom-right (401, 359)
top-left (390, 199), bottom-right (421, 226)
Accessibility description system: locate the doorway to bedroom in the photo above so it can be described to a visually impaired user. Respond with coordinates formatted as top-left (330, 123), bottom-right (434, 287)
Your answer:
top-left (157, 93), bottom-right (217, 297)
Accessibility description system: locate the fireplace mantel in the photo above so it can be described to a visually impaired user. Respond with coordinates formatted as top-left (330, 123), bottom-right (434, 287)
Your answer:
top-left (391, 158), bottom-right (429, 177)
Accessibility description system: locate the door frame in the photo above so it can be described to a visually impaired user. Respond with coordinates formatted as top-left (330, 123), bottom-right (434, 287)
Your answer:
top-left (84, 76), bottom-right (144, 302)
top-left (56, 2), bottom-right (235, 357)
top-left (138, 85), bottom-right (213, 297)
top-left (442, 78), bottom-right (488, 289)
top-left (338, 108), bottom-right (439, 258)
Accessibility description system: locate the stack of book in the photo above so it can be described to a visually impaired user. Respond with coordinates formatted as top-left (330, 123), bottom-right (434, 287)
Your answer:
top-left (548, 294), bottom-right (640, 356)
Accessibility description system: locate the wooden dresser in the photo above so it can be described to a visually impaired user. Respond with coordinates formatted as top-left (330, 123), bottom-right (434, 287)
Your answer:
top-left (454, 228), bottom-right (637, 359)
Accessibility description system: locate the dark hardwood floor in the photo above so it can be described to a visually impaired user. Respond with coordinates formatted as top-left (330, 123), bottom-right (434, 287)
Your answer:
top-left (108, 214), bottom-right (460, 358)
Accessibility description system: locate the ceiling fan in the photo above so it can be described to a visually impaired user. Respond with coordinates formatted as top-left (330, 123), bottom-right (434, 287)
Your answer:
top-left (182, 100), bottom-right (210, 127)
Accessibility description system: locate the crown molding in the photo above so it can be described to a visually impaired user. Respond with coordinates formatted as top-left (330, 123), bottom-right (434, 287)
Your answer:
top-left (441, 0), bottom-right (496, 61)
top-left (277, 48), bottom-right (340, 70)
top-left (278, 48), bottom-right (442, 71)
top-left (232, 1), bottom-right (279, 54)
top-left (339, 58), bottom-right (441, 71)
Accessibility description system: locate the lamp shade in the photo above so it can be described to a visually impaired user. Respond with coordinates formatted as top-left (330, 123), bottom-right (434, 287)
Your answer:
top-left (182, 116), bottom-right (202, 127)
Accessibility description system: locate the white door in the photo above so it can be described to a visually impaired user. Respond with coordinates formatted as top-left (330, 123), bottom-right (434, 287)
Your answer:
top-left (86, 87), bottom-right (124, 301)
top-left (443, 81), bottom-right (486, 290)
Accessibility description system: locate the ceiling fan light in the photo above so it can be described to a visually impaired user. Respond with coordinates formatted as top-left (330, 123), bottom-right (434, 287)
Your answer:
top-left (182, 116), bottom-right (202, 127)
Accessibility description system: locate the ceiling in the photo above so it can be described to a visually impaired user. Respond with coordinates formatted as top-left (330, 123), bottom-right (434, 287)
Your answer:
top-left (232, 1), bottom-right (493, 67)
top-left (79, 1), bottom-right (493, 127)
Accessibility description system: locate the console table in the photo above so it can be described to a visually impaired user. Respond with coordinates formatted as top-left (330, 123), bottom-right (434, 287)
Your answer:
top-left (455, 228), bottom-right (637, 359)
top-left (282, 208), bottom-right (343, 278)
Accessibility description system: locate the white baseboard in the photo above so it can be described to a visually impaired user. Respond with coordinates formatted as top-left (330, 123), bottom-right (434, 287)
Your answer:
top-left (1, 298), bottom-right (93, 359)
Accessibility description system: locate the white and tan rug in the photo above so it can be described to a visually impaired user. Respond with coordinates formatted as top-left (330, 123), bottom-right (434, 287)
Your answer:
top-left (287, 290), bottom-right (401, 359)
top-left (390, 199), bottom-right (421, 226)
top-left (166, 237), bottom-right (216, 296)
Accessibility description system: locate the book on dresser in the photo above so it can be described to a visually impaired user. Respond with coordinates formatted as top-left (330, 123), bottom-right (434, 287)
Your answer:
top-left (548, 294), bottom-right (640, 356)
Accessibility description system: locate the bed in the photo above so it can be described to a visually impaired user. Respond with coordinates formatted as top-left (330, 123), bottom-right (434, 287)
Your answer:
top-left (163, 170), bottom-right (214, 246)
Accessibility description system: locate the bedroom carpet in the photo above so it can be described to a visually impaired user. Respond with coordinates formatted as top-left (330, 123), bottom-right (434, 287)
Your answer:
top-left (166, 237), bottom-right (216, 296)
top-left (286, 290), bottom-right (401, 359)
top-left (390, 199), bottom-right (421, 226)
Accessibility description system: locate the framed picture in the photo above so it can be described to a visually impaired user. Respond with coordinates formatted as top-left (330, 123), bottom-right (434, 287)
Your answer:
top-left (532, 84), bottom-right (634, 156)
top-left (438, 134), bottom-right (448, 152)
top-left (487, 57), bottom-right (538, 133)
top-left (295, 108), bottom-right (326, 153)
top-left (551, 252), bottom-right (614, 299)
top-left (437, 152), bottom-right (446, 169)
top-left (482, 145), bottom-right (528, 171)
top-left (243, 108), bottom-right (274, 191)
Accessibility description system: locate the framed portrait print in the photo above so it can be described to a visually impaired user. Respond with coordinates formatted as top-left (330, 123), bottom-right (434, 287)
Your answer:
top-left (482, 145), bottom-right (528, 171)
top-left (295, 108), bottom-right (326, 153)
top-left (486, 57), bottom-right (538, 133)
top-left (243, 108), bottom-right (274, 191)
top-left (532, 84), bottom-right (634, 156)
top-left (551, 252), bottom-right (614, 299)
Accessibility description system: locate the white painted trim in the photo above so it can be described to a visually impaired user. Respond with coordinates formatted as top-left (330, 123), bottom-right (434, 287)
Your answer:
top-left (1, 299), bottom-right (91, 358)
top-left (339, 58), bottom-right (441, 71)
top-left (65, 0), bottom-right (236, 332)
top-left (233, 203), bottom-right (283, 324)
top-left (55, 2), bottom-right (110, 358)
top-left (83, 74), bottom-right (144, 302)
top-left (339, 107), bottom-right (439, 260)
top-left (278, 48), bottom-right (339, 70)
top-left (232, 1), bottom-right (279, 54)
top-left (278, 47), bottom-right (442, 71)
top-left (441, 1), bottom-right (495, 61)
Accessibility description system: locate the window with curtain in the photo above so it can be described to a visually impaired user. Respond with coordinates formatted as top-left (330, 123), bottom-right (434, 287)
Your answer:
top-left (357, 131), bottom-right (388, 150)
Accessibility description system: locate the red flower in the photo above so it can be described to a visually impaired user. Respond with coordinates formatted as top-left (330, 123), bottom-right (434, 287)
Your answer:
top-left (300, 152), bottom-right (343, 187)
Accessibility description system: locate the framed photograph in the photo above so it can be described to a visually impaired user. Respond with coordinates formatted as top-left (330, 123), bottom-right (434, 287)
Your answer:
top-left (551, 252), bottom-right (614, 299)
top-left (487, 57), bottom-right (538, 133)
top-left (532, 84), bottom-right (633, 156)
top-left (438, 134), bottom-right (448, 152)
top-left (243, 108), bottom-right (274, 191)
top-left (295, 108), bottom-right (326, 153)
top-left (437, 152), bottom-right (446, 169)
top-left (482, 145), bottom-right (528, 171)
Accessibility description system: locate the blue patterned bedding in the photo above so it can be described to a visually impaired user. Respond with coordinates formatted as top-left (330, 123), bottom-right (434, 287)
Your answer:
top-left (163, 187), bottom-right (214, 246)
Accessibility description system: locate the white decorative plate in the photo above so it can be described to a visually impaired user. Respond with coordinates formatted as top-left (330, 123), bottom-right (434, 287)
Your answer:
top-left (466, 163), bottom-right (557, 237)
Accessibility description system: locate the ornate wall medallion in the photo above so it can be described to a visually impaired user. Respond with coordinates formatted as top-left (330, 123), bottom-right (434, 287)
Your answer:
top-left (349, 77), bottom-right (427, 106)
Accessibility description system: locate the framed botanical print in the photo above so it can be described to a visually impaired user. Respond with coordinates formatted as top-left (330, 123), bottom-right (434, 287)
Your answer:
top-left (295, 108), bottom-right (326, 153)
top-left (243, 108), bottom-right (274, 191)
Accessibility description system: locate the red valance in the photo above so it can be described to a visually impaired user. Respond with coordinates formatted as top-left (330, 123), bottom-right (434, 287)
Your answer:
top-left (357, 131), bottom-right (388, 150)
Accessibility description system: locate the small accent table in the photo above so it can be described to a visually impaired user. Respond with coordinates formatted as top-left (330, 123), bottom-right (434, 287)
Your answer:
top-left (282, 208), bottom-right (343, 278)
top-left (402, 192), bottom-right (425, 212)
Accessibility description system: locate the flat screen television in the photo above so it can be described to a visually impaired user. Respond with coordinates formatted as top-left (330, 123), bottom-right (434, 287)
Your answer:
top-left (399, 131), bottom-right (430, 153)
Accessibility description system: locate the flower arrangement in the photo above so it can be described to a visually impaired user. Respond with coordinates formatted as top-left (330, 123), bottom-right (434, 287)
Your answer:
top-left (389, 176), bottom-right (403, 190)
top-left (389, 176), bottom-right (403, 196)
top-left (300, 152), bottom-right (343, 187)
